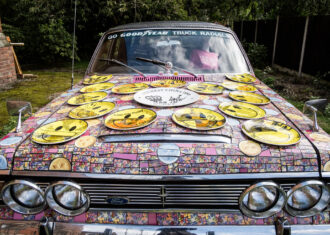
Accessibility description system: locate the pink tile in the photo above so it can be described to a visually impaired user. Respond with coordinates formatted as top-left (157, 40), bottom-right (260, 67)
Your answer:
top-left (5, 148), bottom-right (15, 153)
top-left (74, 213), bottom-right (86, 223)
top-left (205, 148), bottom-right (217, 155)
top-left (113, 153), bottom-right (137, 161)
top-left (148, 213), bottom-right (157, 225)
top-left (259, 150), bottom-right (271, 157)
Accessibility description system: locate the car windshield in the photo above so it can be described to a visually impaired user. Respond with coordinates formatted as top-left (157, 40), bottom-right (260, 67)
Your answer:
top-left (91, 29), bottom-right (249, 75)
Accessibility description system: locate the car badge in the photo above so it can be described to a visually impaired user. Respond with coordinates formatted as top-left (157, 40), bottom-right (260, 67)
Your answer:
top-left (158, 143), bottom-right (180, 164)
top-left (106, 196), bottom-right (129, 205)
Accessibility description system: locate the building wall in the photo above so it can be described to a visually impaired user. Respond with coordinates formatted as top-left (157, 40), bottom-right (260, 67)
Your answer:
top-left (0, 38), bottom-right (17, 89)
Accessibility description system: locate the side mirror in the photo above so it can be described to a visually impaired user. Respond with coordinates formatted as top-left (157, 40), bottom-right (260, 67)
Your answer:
top-left (303, 99), bottom-right (327, 132)
top-left (6, 100), bottom-right (32, 132)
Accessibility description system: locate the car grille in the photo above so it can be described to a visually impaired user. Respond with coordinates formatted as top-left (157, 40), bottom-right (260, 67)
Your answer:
top-left (133, 75), bottom-right (204, 82)
top-left (80, 183), bottom-right (250, 208)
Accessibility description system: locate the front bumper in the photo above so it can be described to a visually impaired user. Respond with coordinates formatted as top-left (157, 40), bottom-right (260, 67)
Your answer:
top-left (1, 220), bottom-right (330, 235)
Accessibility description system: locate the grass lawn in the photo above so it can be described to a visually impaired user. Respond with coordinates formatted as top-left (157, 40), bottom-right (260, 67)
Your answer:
top-left (0, 63), bottom-right (87, 138)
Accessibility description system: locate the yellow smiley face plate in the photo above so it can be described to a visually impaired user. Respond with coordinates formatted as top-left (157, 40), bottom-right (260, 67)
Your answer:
top-left (112, 83), bottom-right (149, 94)
top-left (80, 83), bottom-right (115, 93)
top-left (242, 119), bottom-right (301, 146)
top-left (150, 79), bottom-right (186, 88)
top-left (67, 92), bottom-right (108, 105)
top-left (229, 91), bottom-right (270, 105)
top-left (69, 101), bottom-right (115, 119)
top-left (221, 81), bottom-right (257, 92)
top-left (32, 119), bottom-right (88, 145)
top-left (225, 73), bottom-right (257, 83)
top-left (105, 108), bottom-right (157, 130)
top-left (83, 75), bottom-right (113, 85)
top-left (172, 108), bottom-right (226, 130)
top-left (187, 83), bottom-right (224, 94)
top-left (218, 102), bottom-right (266, 119)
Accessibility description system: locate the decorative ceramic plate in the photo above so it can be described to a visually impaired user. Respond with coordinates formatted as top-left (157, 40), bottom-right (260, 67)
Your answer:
top-left (242, 119), bottom-right (301, 146)
top-left (172, 107), bottom-right (226, 130)
top-left (67, 92), bottom-right (107, 105)
top-left (229, 91), bottom-right (270, 105)
top-left (134, 88), bottom-right (199, 107)
top-left (221, 81), bottom-right (257, 92)
top-left (225, 73), bottom-right (257, 83)
top-left (104, 108), bottom-right (157, 130)
top-left (32, 119), bottom-right (88, 144)
top-left (150, 79), bottom-right (186, 88)
top-left (80, 83), bottom-right (115, 93)
top-left (69, 101), bottom-right (115, 119)
top-left (83, 74), bottom-right (113, 85)
top-left (187, 82), bottom-right (224, 94)
top-left (112, 83), bottom-right (149, 94)
top-left (218, 102), bottom-right (266, 119)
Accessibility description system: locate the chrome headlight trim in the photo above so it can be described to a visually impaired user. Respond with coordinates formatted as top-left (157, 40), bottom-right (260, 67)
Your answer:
top-left (1, 180), bottom-right (46, 214)
top-left (285, 180), bottom-right (330, 217)
top-left (239, 181), bottom-right (286, 218)
top-left (45, 181), bottom-right (90, 216)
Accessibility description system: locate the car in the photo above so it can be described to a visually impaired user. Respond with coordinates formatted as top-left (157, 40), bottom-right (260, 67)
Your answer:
top-left (0, 21), bottom-right (329, 235)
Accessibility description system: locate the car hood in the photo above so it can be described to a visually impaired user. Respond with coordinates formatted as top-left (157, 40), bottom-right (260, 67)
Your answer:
top-left (0, 73), bottom-right (327, 180)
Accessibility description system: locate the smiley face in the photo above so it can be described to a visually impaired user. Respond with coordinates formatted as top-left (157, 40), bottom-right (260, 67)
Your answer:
top-left (80, 83), bottom-right (115, 93)
top-left (67, 92), bottom-right (108, 105)
top-left (112, 83), bottom-right (148, 94)
top-left (187, 83), bottom-right (224, 94)
top-left (151, 79), bottom-right (186, 88)
top-left (105, 108), bottom-right (157, 130)
top-left (83, 75), bottom-right (113, 84)
top-left (32, 119), bottom-right (88, 144)
top-left (69, 102), bottom-right (115, 119)
top-left (172, 107), bottom-right (226, 130)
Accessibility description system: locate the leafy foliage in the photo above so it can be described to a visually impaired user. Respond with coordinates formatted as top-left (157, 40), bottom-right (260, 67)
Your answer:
top-left (243, 42), bottom-right (268, 69)
top-left (1, 0), bottom-right (329, 65)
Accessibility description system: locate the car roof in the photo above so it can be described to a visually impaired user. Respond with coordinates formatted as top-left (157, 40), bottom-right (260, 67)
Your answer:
top-left (107, 21), bottom-right (230, 33)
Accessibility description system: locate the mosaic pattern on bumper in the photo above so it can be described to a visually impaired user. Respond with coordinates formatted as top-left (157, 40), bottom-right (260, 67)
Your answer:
top-left (1, 206), bottom-right (329, 226)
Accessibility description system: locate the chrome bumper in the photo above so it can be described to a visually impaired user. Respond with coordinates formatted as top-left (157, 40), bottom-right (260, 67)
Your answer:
top-left (1, 220), bottom-right (330, 235)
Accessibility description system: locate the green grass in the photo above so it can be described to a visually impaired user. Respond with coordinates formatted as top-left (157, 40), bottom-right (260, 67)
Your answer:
top-left (0, 70), bottom-right (84, 138)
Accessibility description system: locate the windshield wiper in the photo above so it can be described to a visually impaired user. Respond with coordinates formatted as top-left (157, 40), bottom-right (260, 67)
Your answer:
top-left (136, 57), bottom-right (197, 78)
top-left (100, 58), bottom-right (146, 78)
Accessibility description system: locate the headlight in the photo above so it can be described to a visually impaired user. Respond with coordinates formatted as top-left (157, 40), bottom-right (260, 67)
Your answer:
top-left (239, 182), bottom-right (286, 218)
top-left (285, 180), bottom-right (330, 217)
top-left (45, 181), bottom-right (90, 216)
top-left (1, 180), bottom-right (46, 214)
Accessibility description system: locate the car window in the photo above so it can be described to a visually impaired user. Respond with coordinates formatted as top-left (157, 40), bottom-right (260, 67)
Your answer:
top-left (91, 29), bottom-right (249, 74)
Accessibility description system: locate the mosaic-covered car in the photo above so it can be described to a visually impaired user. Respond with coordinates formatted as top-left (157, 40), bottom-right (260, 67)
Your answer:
top-left (0, 21), bottom-right (330, 235)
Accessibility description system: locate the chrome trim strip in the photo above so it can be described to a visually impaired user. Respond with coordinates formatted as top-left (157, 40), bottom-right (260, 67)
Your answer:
top-left (291, 225), bottom-right (330, 235)
top-left (12, 171), bottom-right (320, 180)
top-left (322, 172), bottom-right (330, 178)
top-left (103, 133), bottom-right (231, 143)
top-left (53, 223), bottom-right (276, 235)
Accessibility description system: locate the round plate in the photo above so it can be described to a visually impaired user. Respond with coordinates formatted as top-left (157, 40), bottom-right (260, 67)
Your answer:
top-left (104, 108), bottom-right (157, 130)
top-left (134, 88), bottom-right (199, 107)
top-left (112, 83), bottom-right (149, 94)
top-left (218, 102), bottom-right (266, 119)
top-left (83, 75), bottom-right (113, 85)
top-left (67, 92), bottom-right (108, 105)
top-left (32, 119), bottom-right (88, 145)
top-left (221, 81), bottom-right (257, 92)
top-left (187, 83), bottom-right (224, 94)
top-left (69, 101), bottom-right (115, 119)
top-left (151, 79), bottom-right (186, 88)
top-left (225, 73), bottom-right (257, 83)
top-left (229, 91), bottom-right (270, 105)
top-left (172, 107), bottom-right (226, 130)
top-left (242, 119), bottom-right (301, 146)
top-left (80, 83), bottom-right (115, 93)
